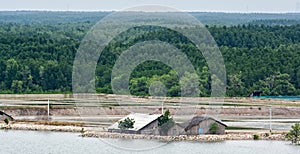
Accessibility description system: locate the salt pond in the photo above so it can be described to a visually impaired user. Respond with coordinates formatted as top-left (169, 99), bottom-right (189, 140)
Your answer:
top-left (0, 130), bottom-right (299, 154)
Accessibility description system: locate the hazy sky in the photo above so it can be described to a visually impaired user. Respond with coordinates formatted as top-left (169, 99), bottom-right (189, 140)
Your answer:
top-left (1, 0), bottom-right (300, 13)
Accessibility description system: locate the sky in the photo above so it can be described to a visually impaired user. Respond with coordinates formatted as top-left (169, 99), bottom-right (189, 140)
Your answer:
top-left (1, 0), bottom-right (300, 13)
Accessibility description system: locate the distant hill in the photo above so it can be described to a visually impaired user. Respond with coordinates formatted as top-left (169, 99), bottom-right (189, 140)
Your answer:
top-left (0, 11), bottom-right (300, 96)
top-left (1, 11), bottom-right (300, 25)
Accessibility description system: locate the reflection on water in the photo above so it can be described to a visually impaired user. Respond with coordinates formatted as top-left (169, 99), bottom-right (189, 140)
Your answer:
top-left (0, 130), bottom-right (299, 154)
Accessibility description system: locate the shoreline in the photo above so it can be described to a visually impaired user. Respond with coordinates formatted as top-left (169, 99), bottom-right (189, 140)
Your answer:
top-left (0, 94), bottom-right (295, 142)
top-left (0, 122), bottom-right (87, 133)
top-left (0, 122), bottom-right (287, 142)
top-left (81, 131), bottom-right (287, 142)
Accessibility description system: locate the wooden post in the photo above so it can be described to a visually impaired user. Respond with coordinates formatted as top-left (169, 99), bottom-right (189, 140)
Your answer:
top-left (269, 106), bottom-right (272, 133)
top-left (47, 99), bottom-right (50, 120)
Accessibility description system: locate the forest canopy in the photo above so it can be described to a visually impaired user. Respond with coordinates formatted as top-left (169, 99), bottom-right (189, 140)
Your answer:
top-left (0, 11), bottom-right (300, 96)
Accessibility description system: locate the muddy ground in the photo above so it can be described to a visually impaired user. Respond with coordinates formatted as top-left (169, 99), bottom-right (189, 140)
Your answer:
top-left (1, 94), bottom-right (300, 130)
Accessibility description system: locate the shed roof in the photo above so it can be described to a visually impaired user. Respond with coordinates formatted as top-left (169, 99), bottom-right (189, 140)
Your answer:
top-left (108, 113), bottom-right (162, 131)
top-left (178, 116), bottom-right (227, 131)
top-left (0, 111), bottom-right (14, 120)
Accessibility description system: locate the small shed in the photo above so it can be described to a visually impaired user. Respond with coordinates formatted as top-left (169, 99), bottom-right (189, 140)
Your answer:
top-left (167, 116), bottom-right (227, 136)
top-left (108, 113), bottom-right (162, 135)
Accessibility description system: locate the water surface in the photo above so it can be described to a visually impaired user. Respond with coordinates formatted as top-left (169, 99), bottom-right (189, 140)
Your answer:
top-left (1, 130), bottom-right (299, 154)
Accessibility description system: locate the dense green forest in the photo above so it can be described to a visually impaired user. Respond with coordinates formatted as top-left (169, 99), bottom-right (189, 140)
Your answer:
top-left (1, 11), bottom-right (300, 96)
top-left (1, 11), bottom-right (300, 25)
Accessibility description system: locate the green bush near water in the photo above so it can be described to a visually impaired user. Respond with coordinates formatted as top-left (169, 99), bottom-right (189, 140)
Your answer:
top-left (253, 134), bottom-right (259, 140)
top-left (4, 118), bottom-right (9, 125)
top-left (286, 123), bottom-right (300, 145)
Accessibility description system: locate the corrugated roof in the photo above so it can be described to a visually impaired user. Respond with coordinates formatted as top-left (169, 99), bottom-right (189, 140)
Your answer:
top-left (0, 111), bottom-right (14, 120)
top-left (184, 116), bottom-right (227, 131)
top-left (108, 113), bottom-right (162, 131)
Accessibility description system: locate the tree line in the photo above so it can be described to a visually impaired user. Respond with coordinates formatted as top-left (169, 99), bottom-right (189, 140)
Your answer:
top-left (0, 22), bottom-right (300, 96)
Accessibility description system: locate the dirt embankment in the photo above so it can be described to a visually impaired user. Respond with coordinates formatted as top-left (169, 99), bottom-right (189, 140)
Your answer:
top-left (2, 107), bottom-right (78, 117)
top-left (1, 94), bottom-right (300, 119)
top-left (81, 131), bottom-right (287, 142)
top-left (2, 105), bottom-right (300, 119)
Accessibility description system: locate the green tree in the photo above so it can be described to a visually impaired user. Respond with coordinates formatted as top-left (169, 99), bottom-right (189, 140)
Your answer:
top-left (1, 20), bottom-right (300, 96)
top-left (4, 118), bottom-right (9, 125)
top-left (5, 58), bottom-right (19, 89)
top-left (111, 74), bottom-right (129, 95)
top-left (255, 72), bottom-right (296, 96)
top-left (118, 117), bottom-right (135, 130)
top-left (198, 66), bottom-right (210, 97)
top-left (159, 71), bottom-right (180, 97)
top-left (209, 122), bottom-right (219, 134)
top-left (158, 109), bottom-right (175, 135)
top-left (286, 123), bottom-right (300, 145)
top-left (129, 77), bottom-right (149, 96)
top-left (227, 72), bottom-right (246, 96)
top-left (11, 80), bottom-right (23, 93)
top-left (180, 72), bottom-right (200, 97)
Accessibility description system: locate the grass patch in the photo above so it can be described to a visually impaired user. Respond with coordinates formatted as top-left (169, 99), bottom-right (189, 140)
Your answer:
top-left (272, 103), bottom-right (300, 107)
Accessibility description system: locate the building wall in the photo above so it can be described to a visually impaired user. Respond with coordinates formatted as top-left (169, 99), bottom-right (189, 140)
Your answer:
top-left (167, 124), bottom-right (184, 136)
top-left (217, 123), bottom-right (226, 135)
top-left (108, 118), bottom-right (226, 136)
top-left (185, 119), bottom-right (226, 135)
top-left (140, 120), bottom-right (160, 135)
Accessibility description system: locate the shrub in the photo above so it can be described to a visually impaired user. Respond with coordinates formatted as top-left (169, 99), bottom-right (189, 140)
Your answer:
top-left (286, 123), bottom-right (300, 145)
top-left (118, 117), bottom-right (135, 130)
top-left (81, 128), bottom-right (85, 134)
top-left (158, 110), bottom-right (174, 136)
top-left (158, 110), bottom-right (173, 126)
top-left (209, 122), bottom-right (219, 134)
top-left (4, 118), bottom-right (9, 125)
top-left (253, 134), bottom-right (259, 140)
